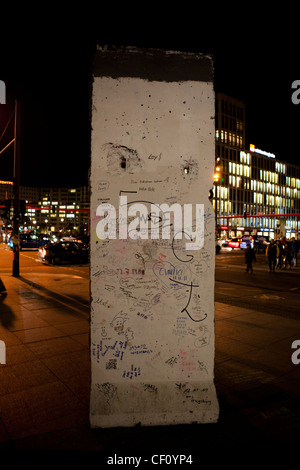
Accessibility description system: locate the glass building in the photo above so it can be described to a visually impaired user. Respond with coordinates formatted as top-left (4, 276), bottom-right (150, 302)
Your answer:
top-left (214, 93), bottom-right (300, 240)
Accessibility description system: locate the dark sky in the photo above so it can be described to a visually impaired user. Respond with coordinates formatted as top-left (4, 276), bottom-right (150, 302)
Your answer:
top-left (0, 17), bottom-right (299, 187)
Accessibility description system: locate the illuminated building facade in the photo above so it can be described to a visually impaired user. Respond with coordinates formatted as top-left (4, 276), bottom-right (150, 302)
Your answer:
top-left (1, 93), bottom-right (299, 240)
top-left (214, 93), bottom-right (300, 239)
top-left (36, 186), bottom-right (89, 235)
top-left (0, 182), bottom-right (89, 236)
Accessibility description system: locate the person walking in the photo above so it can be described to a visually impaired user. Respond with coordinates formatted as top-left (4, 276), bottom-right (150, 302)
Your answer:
top-left (291, 238), bottom-right (299, 267)
top-left (276, 239), bottom-right (283, 269)
top-left (283, 241), bottom-right (293, 270)
top-left (265, 239), bottom-right (279, 272)
top-left (245, 243), bottom-right (256, 273)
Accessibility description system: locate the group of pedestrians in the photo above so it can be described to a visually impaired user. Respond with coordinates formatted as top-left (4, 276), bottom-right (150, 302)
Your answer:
top-left (245, 237), bottom-right (299, 274)
top-left (266, 237), bottom-right (298, 272)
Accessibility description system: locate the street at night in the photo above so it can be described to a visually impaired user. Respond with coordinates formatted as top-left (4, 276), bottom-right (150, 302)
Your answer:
top-left (1, 244), bottom-right (299, 321)
top-left (216, 247), bottom-right (300, 319)
top-left (0, 20), bottom-right (300, 464)
top-left (0, 242), bottom-right (299, 460)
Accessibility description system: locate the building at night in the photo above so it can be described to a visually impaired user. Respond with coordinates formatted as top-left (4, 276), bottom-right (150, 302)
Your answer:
top-left (0, 182), bottom-right (89, 236)
top-left (1, 92), bottom-right (299, 241)
top-left (214, 93), bottom-right (300, 240)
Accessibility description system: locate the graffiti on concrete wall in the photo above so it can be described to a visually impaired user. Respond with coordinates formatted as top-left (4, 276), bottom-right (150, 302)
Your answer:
top-left (90, 70), bottom-right (219, 427)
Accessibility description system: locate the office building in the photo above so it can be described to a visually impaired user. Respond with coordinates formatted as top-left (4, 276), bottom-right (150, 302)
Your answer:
top-left (0, 182), bottom-right (89, 236)
top-left (1, 93), bottom-right (299, 240)
top-left (214, 93), bottom-right (300, 239)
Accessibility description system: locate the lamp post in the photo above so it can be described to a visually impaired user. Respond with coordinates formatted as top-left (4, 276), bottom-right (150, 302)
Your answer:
top-left (214, 158), bottom-right (221, 236)
top-left (12, 100), bottom-right (20, 277)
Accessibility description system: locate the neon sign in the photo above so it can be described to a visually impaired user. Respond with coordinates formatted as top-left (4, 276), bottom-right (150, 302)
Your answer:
top-left (250, 144), bottom-right (275, 159)
top-left (0, 180), bottom-right (13, 185)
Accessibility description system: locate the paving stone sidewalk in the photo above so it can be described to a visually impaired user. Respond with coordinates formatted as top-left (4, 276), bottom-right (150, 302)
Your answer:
top-left (0, 271), bottom-right (299, 459)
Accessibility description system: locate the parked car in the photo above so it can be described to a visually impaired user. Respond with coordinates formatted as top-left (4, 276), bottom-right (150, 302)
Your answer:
top-left (38, 241), bottom-right (89, 265)
top-left (228, 237), bottom-right (240, 249)
top-left (240, 235), bottom-right (254, 249)
top-left (8, 232), bottom-right (51, 250)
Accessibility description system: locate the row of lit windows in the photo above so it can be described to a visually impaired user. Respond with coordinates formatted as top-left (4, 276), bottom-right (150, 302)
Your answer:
top-left (226, 168), bottom-right (299, 190)
top-left (251, 180), bottom-right (279, 195)
top-left (219, 218), bottom-right (298, 229)
top-left (40, 200), bottom-right (78, 208)
top-left (213, 200), bottom-right (232, 213)
top-left (239, 151), bottom-right (250, 165)
top-left (215, 130), bottom-right (243, 147)
top-left (215, 186), bottom-right (228, 199)
top-left (35, 212), bottom-right (78, 219)
top-left (215, 185), bottom-right (300, 203)
top-left (253, 193), bottom-right (297, 208)
top-left (253, 193), bottom-right (263, 204)
top-left (219, 154), bottom-right (297, 184)
top-left (227, 177), bottom-right (300, 199)
top-left (275, 162), bottom-right (286, 174)
top-left (266, 195), bottom-right (275, 206)
top-left (229, 162), bottom-right (251, 177)
top-left (286, 187), bottom-right (300, 197)
top-left (229, 175), bottom-right (242, 187)
top-left (286, 176), bottom-right (300, 188)
top-left (259, 170), bottom-right (279, 184)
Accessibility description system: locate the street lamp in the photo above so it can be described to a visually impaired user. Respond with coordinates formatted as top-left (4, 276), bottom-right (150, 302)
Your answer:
top-left (12, 100), bottom-right (21, 277)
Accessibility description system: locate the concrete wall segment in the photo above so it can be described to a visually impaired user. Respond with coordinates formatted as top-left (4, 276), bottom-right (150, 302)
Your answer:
top-left (90, 47), bottom-right (219, 427)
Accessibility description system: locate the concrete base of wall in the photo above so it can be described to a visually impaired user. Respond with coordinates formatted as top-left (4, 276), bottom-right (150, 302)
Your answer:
top-left (90, 381), bottom-right (219, 428)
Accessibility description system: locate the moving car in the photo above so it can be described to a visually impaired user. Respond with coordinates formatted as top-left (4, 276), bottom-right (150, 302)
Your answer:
top-left (38, 240), bottom-right (89, 265)
top-left (240, 235), bottom-right (254, 249)
top-left (253, 235), bottom-right (271, 253)
top-left (228, 237), bottom-right (240, 249)
top-left (220, 238), bottom-right (229, 247)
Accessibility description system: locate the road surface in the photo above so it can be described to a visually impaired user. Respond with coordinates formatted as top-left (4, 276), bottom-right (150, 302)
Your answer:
top-left (1, 244), bottom-right (299, 319)
top-left (216, 247), bottom-right (300, 319)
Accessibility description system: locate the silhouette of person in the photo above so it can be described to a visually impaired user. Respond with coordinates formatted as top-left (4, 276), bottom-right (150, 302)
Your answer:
top-left (245, 243), bottom-right (256, 273)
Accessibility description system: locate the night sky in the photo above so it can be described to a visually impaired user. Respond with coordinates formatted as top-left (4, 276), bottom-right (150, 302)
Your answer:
top-left (0, 17), bottom-right (299, 188)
